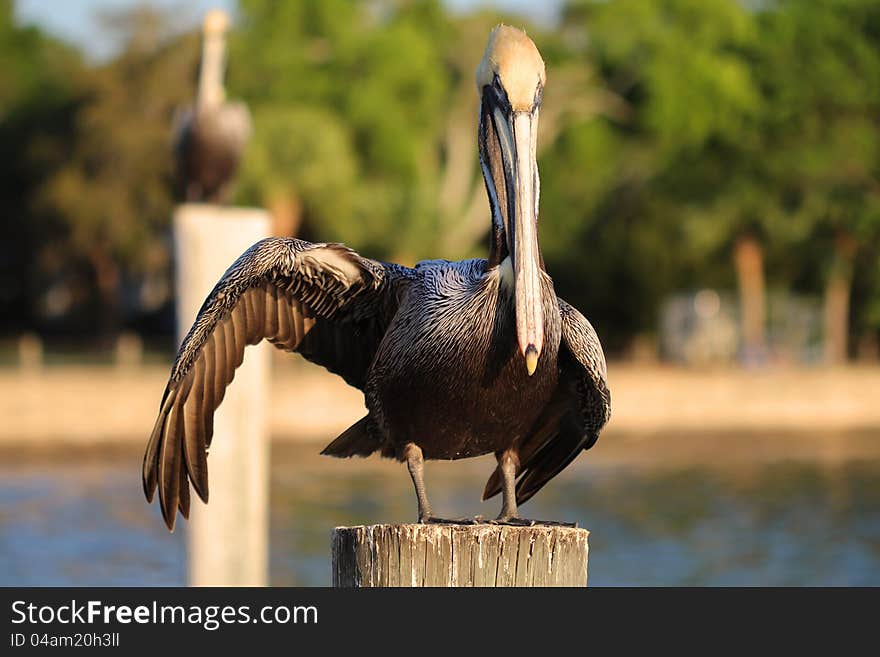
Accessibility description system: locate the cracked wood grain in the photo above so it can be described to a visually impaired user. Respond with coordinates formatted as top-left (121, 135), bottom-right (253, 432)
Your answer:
top-left (332, 524), bottom-right (588, 587)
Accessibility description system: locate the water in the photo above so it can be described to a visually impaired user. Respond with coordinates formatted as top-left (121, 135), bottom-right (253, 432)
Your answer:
top-left (1, 434), bottom-right (879, 586)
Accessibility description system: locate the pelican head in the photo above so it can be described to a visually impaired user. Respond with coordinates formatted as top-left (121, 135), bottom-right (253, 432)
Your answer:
top-left (476, 25), bottom-right (546, 375)
top-left (203, 9), bottom-right (230, 36)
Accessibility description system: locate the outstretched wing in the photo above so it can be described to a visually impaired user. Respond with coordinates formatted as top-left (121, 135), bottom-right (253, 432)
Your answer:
top-left (143, 237), bottom-right (410, 529)
top-left (483, 298), bottom-right (611, 505)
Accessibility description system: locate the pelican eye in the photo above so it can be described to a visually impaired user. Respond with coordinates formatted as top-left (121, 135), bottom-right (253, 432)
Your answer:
top-left (490, 74), bottom-right (511, 112)
top-left (533, 83), bottom-right (544, 111)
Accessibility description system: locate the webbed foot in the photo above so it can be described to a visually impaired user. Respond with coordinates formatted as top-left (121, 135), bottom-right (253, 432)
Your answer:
top-left (420, 516), bottom-right (479, 525)
top-left (489, 516), bottom-right (578, 528)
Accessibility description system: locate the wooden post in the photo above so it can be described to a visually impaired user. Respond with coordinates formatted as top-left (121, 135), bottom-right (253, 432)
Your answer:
top-left (332, 524), bottom-right (589, 587)
top-left (174, 203), bottom-right (271, 586)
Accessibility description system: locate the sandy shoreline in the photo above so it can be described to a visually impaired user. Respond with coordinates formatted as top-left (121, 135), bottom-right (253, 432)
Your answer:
top-left (2, 362), bottom-right (879, 448)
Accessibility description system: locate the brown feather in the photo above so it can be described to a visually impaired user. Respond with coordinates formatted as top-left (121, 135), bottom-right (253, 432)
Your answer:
top-left (143, 238), bottom-right (400, 530)
top-left (183, 357), bottom-right (209, 502)
top-left (158, 402), bottom-right (183, 531)
top-left (178, 459), bottom-right (191, 519)
top-left (493, 301), bottom-right (610, 505)
top-left (224, 311), bottom-right (240, 372)
top-left (264, 284), bottom-right (278, 337)
top-left (275, 291), bottom-right (292, 345)
top-left (232, 301), bottom-right (247, 351)
top-left (291, 303), bottom-right (305, 346)
top-left (515, 431), bottom-right (583, 505)
top-left (248, 287), bottom-right (265, 344)
top-left (321, 416), bottom-right (379, 458)
top-left (242, 289), bottom-right (258, 344)
top-left (143, 391), bottom-right (174, 502)
top-left (201, 337), bottom-right (216, 446)
top-left (213, 322), bottom-right (228, 406)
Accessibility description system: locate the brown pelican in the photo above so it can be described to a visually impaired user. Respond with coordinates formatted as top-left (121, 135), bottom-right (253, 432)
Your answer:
top-left (144, 25), bottom-right (610, 530)
top-left (173, 10), bottom-right (251, 204)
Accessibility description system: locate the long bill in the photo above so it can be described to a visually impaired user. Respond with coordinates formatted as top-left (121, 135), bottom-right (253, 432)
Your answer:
top-left (492, 107), bottom-right (544, 375)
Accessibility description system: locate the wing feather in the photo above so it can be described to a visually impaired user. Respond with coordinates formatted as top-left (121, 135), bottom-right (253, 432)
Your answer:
top-left (208, 323), bottom-right (222, 399)
top-left (264, 283), bottom-right (278, 337)
top-left (177, 459), bottom-right (190, 519)
top-left (158, 400), bottom-right (183, 529)
top-left (144, 237), bottom-right (409, 529)
top-left (231, 303), bottom-right (246, 353)
top-left (275, 290), bottom-right (292, 345)
top-left (483, 298), bottom-right (611, 505)
top-left (182, 356), bottom-right (208, 502)
top-left (201, 337), bottom-right (216, 446)
top-left (224, 310), bottom-right (240, 372)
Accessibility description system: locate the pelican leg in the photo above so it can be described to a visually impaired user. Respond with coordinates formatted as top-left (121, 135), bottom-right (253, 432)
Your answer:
top-left (403, 442), bottom-right (477, 525)
top-left (403, 443), bottom-right (433, 523)
top-left (495, 448), bottom-right (520, 522)
top-left (488, 450), bottom-right (576, 527)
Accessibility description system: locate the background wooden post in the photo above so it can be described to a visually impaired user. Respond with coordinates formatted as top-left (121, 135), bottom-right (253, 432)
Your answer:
top-left (174, 203), bottom-right (271, 586)
top-left (332, 524), bottom-right (589, 587)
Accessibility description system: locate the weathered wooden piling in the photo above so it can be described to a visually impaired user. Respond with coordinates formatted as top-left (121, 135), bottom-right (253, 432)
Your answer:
top-left (174, 203), bottom-right (271, 586)
top-left (332, 524), bottom-right (589, 587)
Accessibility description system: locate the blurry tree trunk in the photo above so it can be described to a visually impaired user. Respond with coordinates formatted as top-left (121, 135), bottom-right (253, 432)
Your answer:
top-left (733, 234), bottom-right (766, 363)
top-left (857, 331), bottom-right (878, 363)
top-left (823, 234), bottom-right (856, 365)
top-left (90, 247), bottom-right (121, 342)
top-left (268, 191), bottom-right (302, 237)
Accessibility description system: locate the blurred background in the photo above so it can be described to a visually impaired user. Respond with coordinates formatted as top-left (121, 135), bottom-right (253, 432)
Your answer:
top-left (1, 0), bottom-right (879, 586)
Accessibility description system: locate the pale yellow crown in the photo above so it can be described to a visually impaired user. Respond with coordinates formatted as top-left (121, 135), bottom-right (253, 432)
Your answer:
top-left (475, 25), bottom-right (546, 111)
top-left (203, 9), bottom-right (229, 36)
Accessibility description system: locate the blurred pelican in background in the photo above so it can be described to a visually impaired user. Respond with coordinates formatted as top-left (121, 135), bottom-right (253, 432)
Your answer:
top-left (174, 9), bottom-right (251, 204)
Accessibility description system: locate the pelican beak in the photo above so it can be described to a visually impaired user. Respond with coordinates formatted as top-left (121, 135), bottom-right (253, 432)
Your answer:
top-left (487, 101), bottom-right (543, 376)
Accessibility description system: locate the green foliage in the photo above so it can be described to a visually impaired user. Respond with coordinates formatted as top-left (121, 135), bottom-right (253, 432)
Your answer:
top-left (576, 0), bottom-right (760, 154)
top-left (545, 0), bottom-right (880, 344)
top-left (3, 0), bottom-right (880, 352)
top-left (755, 0), bottom-right (880, 277)
top-left (230, 0), bottom-right (464, 261)
top-left (0, 0), bottom-right (84, 330)
top-left (0, 0), bottom-right (76, 116)
top-left (236, 105), bottom-right (359, 239)
top-left (34, 7), bottom-right (198, 268)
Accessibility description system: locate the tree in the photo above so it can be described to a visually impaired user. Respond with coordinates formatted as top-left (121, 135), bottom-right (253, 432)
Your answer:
top-left (235, 106), bottom-right (359, 239)
top-left (32, 6), bottom-right (199, 337)
top-left (754, 0), bottom-right (880, 363)
top-left (551, 0), bottom-right (769, 354)
top-left (553, 0), bottom-right (880, 362)
top-left (0, 0), bottom-right (83, 331)
top-left (231, 0), bottom-right (464, 261)
top-left (6, 0), bottom-right (880, 359)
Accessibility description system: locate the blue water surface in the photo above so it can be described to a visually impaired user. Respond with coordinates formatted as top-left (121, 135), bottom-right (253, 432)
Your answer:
top-left (1, 438), bottom-right (878, 586)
